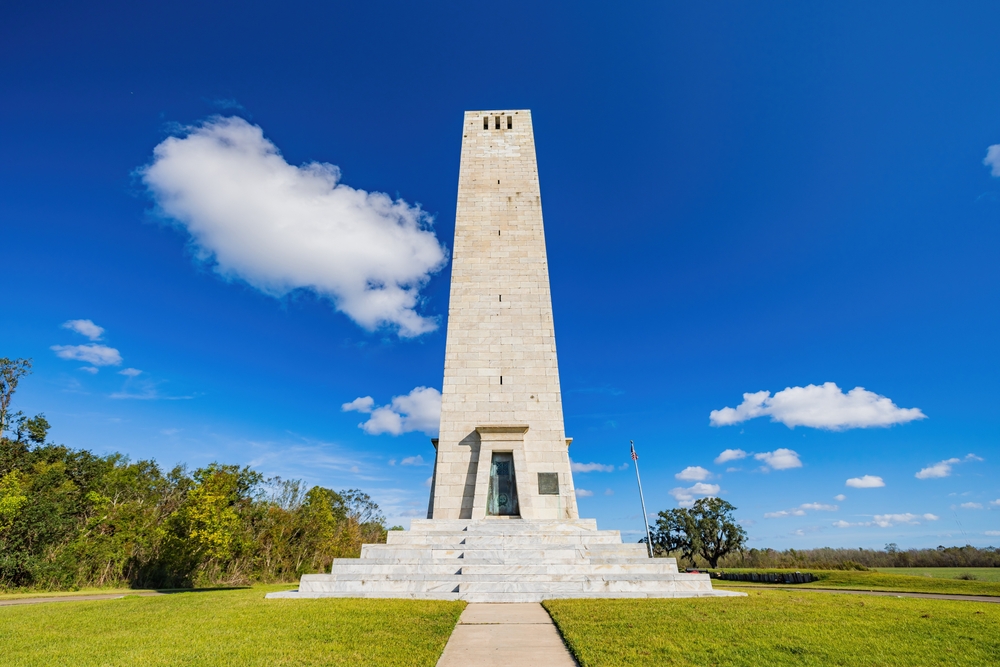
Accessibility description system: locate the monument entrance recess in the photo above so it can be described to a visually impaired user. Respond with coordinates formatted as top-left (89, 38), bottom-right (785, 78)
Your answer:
top-left (269, 111), bottom-right (740, 602)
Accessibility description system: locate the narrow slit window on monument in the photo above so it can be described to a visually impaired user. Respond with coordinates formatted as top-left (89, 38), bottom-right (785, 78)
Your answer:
top-left (507, 116), bottom-right (512, 129)
top-left (500, 375), bottom-right (503, 385)
top-left (495, 116), bottom-right (501, 129)
top-left (483, 117), bottom-right (489, 129)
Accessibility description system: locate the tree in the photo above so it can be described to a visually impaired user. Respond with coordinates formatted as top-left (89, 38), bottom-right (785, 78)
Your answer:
top-left (0, 358), bottom-right (32, 435)
top-left (647, 497), bottom-right (748, 568)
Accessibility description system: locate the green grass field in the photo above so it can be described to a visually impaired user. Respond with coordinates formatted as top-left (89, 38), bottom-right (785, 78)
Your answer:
top-left (714, 569), bottom-right (1000, 596)
top-left (873, 567), bottom-right (1000, 582)
top-left (545, 590), bottom-right (1000, 667)
top-left (0, 585), bottom-right (465, 667)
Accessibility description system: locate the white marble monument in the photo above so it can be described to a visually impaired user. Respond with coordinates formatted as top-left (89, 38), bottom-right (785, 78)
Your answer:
top-left (268, 111), bottom-right (740, 602)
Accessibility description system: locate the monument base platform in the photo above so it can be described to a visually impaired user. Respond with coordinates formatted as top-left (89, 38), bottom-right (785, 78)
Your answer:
top-left (266, 518), bottom-right (743, 603)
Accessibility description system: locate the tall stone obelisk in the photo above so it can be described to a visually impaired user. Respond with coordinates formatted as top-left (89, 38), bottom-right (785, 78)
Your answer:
top-left (428, 110), bottom-right (579, 521)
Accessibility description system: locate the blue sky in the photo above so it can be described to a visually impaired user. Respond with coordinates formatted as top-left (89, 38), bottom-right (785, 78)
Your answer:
top-left (3, 1), bottom-right (998, 548)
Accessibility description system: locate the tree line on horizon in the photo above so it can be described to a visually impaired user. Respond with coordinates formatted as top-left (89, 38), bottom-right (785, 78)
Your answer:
top-left (0, 357), bottom-right (390, 591)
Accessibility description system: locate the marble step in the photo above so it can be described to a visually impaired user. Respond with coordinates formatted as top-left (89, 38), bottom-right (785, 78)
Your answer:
top-left (409, 519), bottom-right (600, 532)
top-left (385, 533), bottom-right (623, 546)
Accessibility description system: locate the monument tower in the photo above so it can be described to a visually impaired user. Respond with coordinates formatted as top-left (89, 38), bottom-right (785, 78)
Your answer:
top-left (269, 111), bottom-right (739, 602)
top-left (429, 109), bottom-right (578, 521)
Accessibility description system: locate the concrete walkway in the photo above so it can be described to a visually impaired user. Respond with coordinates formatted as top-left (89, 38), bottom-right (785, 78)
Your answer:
top-left (716, 585), bottom-right (1000, 604)
top-left (436, 603), bottom-right (577, 667)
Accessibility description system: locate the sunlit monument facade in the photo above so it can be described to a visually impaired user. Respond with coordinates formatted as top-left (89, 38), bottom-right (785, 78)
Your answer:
top-left (270, 111), bottom-right (738, 602)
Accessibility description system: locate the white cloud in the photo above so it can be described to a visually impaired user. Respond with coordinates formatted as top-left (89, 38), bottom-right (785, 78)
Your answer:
top-left (119, 368), bottom-right (142, 377)
top-left (755, 449), bottom-right (802, 470)
top-left (576, 488), bottom-right (594, 497)
top-left (400, 455), bottom-right (425, 466)
top-left (342, 396), bottom-right (375, 413)
top-left (915, 454), bottom-right (982, 479)
top-left (872, 513), bottom-right (938, 527)
top-left (51, 344), bottom-right (122, 367)
top-left (991, 499), bottom-right (1000, 507)
top-left (618, 463), bottom-right (629, 471)
top-left (80, 366), bottom-right (99, 374)
top-left (709, 383), bottom-right (925, 430)
top-left (669, 482), bottom-right (720, 508)
top-left (835, 513), bottom-right (938, 528)
top-left (766, 502), bottom-right (838, 519)
top-left (424, 477), bottom-right (432, 488)
top-left (675, 466), bottom-right (711, 481)
top-left (571, 461), bottom-right (615, 473)
top-left (604, 488), bottom-right (614, 496)
top-left (714, 449), bottom-right (747, 464)
top-left (62, 319), bottom-right (104, 341)
top-left (846, 475), bottom-right (885, 488)
top-left (800, 503), bottom-right (838, 512)
top-left (141, 116), bottom-right (448, 338)
top-left (344, 386), bottom-right (441, 436)
top-left (984, 144), bottom-right (1000, 177)
top-left (986, 531), bottom-right (1000, 536)
top-left (960, 502), bottom-right (983, 510)
top-left (834, 494), bottom-right (847, 502)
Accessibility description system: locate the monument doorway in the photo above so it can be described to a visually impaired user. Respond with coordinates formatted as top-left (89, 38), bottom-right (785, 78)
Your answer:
top-left (486, 452), bottom-right (519, 516)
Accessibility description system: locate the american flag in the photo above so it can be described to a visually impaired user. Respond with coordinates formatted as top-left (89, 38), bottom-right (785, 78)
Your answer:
top-left (630, 441), bottom-right (638, 460)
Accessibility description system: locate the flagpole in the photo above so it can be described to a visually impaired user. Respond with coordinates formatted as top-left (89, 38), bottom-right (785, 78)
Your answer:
top-left (631, 440), bottom-right (654, 558)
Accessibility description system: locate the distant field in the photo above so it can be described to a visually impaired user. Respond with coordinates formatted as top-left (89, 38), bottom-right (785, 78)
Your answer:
top-left (873, 567), bottom-right (1000, 582)
top-left (713, 568), bottom-right (1000, 596)
top-left (0, 585), bottom-right (464, 667)
top-left (546, 590), bottom-right (1000, 667)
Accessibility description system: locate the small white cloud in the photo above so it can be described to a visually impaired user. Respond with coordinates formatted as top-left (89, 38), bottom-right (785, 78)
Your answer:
top-left (618, 463), bottom-right (629, 471)
top-left (755, 448), bottom-right (802, 470)
top-left (915, 458), bottom-right (959, 479)
top-left (765, 509), bottom-right (806, 519)
top-left (725, 467), bottom-right (741, 473)
top-left (669, 482), bottom-right (720, 508)
top-left (342, 396), bottom-right (375, 413)
top-left (400, 455), bottom-right (425, 466)
top-left (571, 461), bottom-right (615, 473)
top-left (675, 466), bottom-right (711, 481)
top-left (846, 475), bottom-right (885, 488)
top-left (346, 387), bottom-right (441, 437)
top-left (424, 477), bottom-right (432, 488)
top-left (833, 520), bottom-right (852, 528)
top-left (915, 454), bottom-right (981, 480)
top-left (604, 488), bottom-right (614, 496)
top-left (140, 116), bottom-right (447, 337)
top-left (388, 459), bottom-right (397, 466)
top-left (960, 502), bottom-right (983, 510)
top-left (871, 513), bottom-right (938, 527)
top-left (834, 494), bottom-right (847, 502)
top-left (80, 366), bottom-right (99, 374)
top-left (119, 368), bottom-right (142, 377)
top-left (800, 503), bottom-right (838, 512)
top-left (710, 383), bottom-right (925, 430)
top-left (51, 344), bottom-right (122, 367)
top-left (991, 499), bottom-right (1000, 507)
top-left (986, 530), bottom-right (1000, 536)
top-left (984, 144), bottom-right (1000, 177)
top-left (62, 319), bottom-right (104, 341)
top-left (714, 448), bottom-right (747, 464)
top-left (576, 488), bottom-right (594, 497)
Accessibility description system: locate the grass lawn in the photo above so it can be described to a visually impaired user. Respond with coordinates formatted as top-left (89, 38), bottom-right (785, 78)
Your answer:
top-left (545, 589), bottom-right (999, 667)
top-left (0, 585), bottom-right (465, 667)
top-left (713, 569), bottom-right (1000, 596)
top-left (873, 567), bottom-right (1000, 582)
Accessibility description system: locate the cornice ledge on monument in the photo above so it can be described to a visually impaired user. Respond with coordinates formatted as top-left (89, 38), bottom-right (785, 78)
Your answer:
top-left (475, 424), bottom-right (530, 436)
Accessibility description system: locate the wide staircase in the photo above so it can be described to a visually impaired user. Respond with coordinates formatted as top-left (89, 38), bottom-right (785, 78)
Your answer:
top-left (267, 518), bottom-right (740, 602)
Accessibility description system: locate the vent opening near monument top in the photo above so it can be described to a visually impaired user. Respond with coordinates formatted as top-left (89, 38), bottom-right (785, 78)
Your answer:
top-left (495, 116), bottom-right (501, 129)
top-left (483, 117), bottom-right (488, 130)
top-left (507, 116), bottom-right (512, 129)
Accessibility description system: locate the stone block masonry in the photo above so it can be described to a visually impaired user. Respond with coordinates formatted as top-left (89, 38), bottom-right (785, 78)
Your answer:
top-left (429, 110), bottom-right (577, 521)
